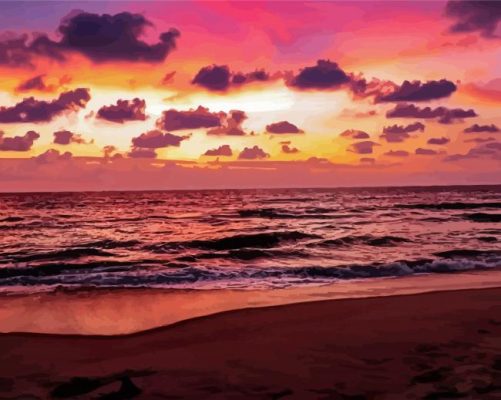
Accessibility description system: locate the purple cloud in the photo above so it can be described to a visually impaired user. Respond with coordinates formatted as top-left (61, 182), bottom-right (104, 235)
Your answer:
top-left (0, 12), bottom-right (180, 67)
top-left (348, 141), bottom-right (379, 154)
top-left (288, 60), bottom-right (351, 90)
top-left (415, 148), bottom-right (439, 155)
top-left (156, 106), bottom-right (223, 131)
top-left (463, 123), bottom-right (500, 133)
top-left (131, 130), bottom-right (187, 148)
top-left (35, 149), bottom-right (72, 163)
top-left (16, 74), bottom-right (51, 92)
top-left (445, 141), bottom-right (501, 161)
top-left (0, 88), bottom-right (90, 123)
top-left (266, 121), bottom-right (304, 134)
top-left (53, 130), bottom-right (86, 145)
top-left (445, 1), bottom-right (501, 38)
top-left (192, 65), bottom-right (270, 91)
top-left (380, 122), bottom-right (424, 143)
top-left (238, 145), bottom-right (270, 160)
top-left (128, 147), bottom-right (157, 158)
top-left (203, 145), bottom-right (233, 157)
top-left (207, 110), bottom-right (248, 136)
top-left (386, 103), bottom-right (477, 124)
top-left (384, 150), bottom-right (410, 157)
top-left (0, 130), bottom-right (39, 151)
top-left (428, 137), bottom-right (450, 145)
top-left (97, 98), bottom-right (147, 123)
top-left (376, 80), bottom-right (457, 102)
top-left (464, 137), bottom-right (497, 143)
top-left (339, 129), bottom-right (370, 139)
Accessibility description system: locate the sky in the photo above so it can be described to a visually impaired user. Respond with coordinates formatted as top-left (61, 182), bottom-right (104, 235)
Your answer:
top-left (0, 0), bottom-right (500, 191)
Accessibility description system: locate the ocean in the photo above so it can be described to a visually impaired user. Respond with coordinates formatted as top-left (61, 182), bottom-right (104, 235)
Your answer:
top-left (1, 185), bottom-right (500, 294)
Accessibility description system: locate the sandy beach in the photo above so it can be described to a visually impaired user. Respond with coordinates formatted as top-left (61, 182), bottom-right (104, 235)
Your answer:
top-left (1, 286), bottom-right (501, 399)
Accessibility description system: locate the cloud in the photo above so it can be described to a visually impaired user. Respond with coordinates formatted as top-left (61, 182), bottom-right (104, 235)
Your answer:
top-left (131, 130), bottom-right (188, 148)
top-left (445, 1), bottom-right (501, 38)
top-left (415, 147), bottom-right (439, 155)
top-left (203, 144), bottom-right (232, 157)
top-left (282, 144), bottom-right (299, 154)
top-left (445, 141), bottom-right (501, 161)
top-left (35, 148), bottom-right (72, 163)
top-left (360, 157), bottom-right (376, 164)
top-left (53, 130), bottom-right (87, 145)
top-left (238, 145), bottom-right (270, 160)
top-left (381, 122), bottom-right (425, 142)
top-left (376, 80), bottom-right (457, 102)
top-left (428, 137), bottom-right (450, 145)
top-left (339, 129), bottom-right (370, 139)
top-left (386, 103), bottom-right (477, 124)
top-left (156, 106), bottom-right (223, 131)
top-left (266, 120), bottom-right (304, 134)
top-left (0, 130), bottom-right (39, 151)
top-left (207, 110), bottom-right (248, 136)
top-left (0, 88), bottom-right (90, 123)
top-left (0, 12), bottom-right (180, 67)
top-left (348, 141), bottom-right (379, 154)
top-left (464, 137), bottom-right (497, 143)
top-left (288, 59), bottom-right (351, 90)
top-left (103, 145), bottom-right (119, 158)
top-left (16, 74), bottom-right (53, 92)
top-left (463, 123), bottom-right (500, 133)
top-left (128, 147), bottom-right (157, 158)
top-left (192, 65), bottom-right (270, 91)
top-left (384, 150), bottom-right (409, 157)
top-left (161, 71), bottom-right (176, 85)
top-left (96, 98), bottom-right (147, 123)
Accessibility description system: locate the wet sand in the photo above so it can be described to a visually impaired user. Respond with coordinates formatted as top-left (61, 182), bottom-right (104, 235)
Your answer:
top-left (1, 287), bottom-right (501, 399)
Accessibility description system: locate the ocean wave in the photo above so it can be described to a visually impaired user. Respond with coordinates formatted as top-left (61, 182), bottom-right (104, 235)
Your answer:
top-left (237, 208), bottom-right (347, 220)
top-left (1, 251), bottom-right (500, 291)
top-left (313, 235), bottom-right (410, 248)
top-left (147, 231), bottom-right (320, 252)
top-left (463, 213), bottom-right (501, 223)
top-left (397, 202), bottom-right (501, 210)
top-left (4, 248), bottom-right (115, 264)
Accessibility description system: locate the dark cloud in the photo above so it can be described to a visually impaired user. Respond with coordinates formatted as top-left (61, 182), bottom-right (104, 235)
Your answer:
top-left (35, 148), bottom-right (72, 163)
top-left (428, 137), bottom-right (450, 145)
top-left (415, 147), bottom-right (439, 156)
top-left (445, 1), bottom-right (501, 38)
top-left (128, 147), bottom-right (157, 158)
top-left (203, 144), bottom-right (232, 157)
top-left (282, 144), bottom-right (299, 154)
top-left (445, 141), bottom-right (501, 161)
top-left (53, 130), bottom-right (87, 145)
top-left (232, 69), bottom-right (269, 85)
top-left (192, 65), bottom-right (270, 91)
top-left (0, 12), bottom-right (180, 67)
top-left (384, 150), bottom-right (409, 157)
top-left (238, 145), bottom-right (270, 160)
top-left (339, 129), bottom-right (370, 139)
top-left (207, 110), bottom-right (248, 136)
top-left (463, 123), bottom-right (500, 133)
top-left (131, 130), bottom-right (187, 149)
top-left (161, 71), bottom-right (176, 85)
top-left (348, 141), bottom-right (379, 154)
top-left (380, 122), bottom-right (425, 143)
top-left (156, 106), bottom-right (223, 131)
top-left (0, 130), bottom-right (39, 151)
top-left (386, 103), bottom-right (477, 124)
top-left (96, 98), bottom-right (147, 123)
top-left (103, 145), bottom-right (119, 158)
top-left (376, 80), bottom-right (457, 102)
top-left (0, 88), bottom-right (90, 123)
top-left (16, 74), bottom-right (51, 92)
top-left (266, 121), bottom-right (304, 134)
top-left (288, 60), bottom-right (351, 90)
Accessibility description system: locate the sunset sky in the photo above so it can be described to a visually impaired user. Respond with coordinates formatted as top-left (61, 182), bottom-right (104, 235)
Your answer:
top-left (0, 0), bottom-right (500, 191)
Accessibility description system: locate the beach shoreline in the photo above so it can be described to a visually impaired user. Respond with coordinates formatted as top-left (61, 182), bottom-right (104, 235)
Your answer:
top-left (2, 269), bottom-right (501, 336)
top-left (1, 286), bottom-right (501, 399)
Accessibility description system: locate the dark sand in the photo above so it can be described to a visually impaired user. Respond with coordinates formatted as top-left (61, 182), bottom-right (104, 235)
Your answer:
top-left (1, 288), bottom-right (501, 399)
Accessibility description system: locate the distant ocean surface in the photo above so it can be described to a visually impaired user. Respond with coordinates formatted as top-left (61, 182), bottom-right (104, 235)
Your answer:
top-left (1, 186), bottom-right (500, 294)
